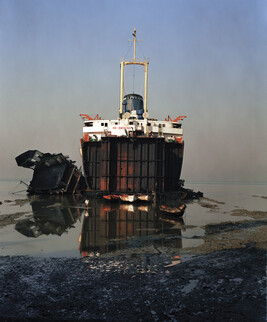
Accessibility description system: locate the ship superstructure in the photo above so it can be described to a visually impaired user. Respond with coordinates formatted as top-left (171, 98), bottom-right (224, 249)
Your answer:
top-left (80, 29), bottom-right (186, 194)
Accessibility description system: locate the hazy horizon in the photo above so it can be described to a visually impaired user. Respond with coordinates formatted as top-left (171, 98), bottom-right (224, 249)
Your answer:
top-left (1, 0), bottom-right (266, 183)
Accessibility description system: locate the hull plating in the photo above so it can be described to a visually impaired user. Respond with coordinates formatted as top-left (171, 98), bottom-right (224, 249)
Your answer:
top-left (81, 136), bottom-right (184, 193)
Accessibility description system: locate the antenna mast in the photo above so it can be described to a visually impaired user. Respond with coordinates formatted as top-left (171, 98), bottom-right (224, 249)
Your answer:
top-left (132, 28), bottom-right (137, 62)
top-left (119, 29), bottom-right (149, 118)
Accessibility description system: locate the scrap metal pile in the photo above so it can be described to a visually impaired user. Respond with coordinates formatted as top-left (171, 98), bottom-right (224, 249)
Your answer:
top-left (15, 150), bottom-right (86, 195)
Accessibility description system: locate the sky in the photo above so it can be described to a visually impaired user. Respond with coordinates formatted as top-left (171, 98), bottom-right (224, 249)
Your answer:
top-left (0, 0), bottom-right (266, 183)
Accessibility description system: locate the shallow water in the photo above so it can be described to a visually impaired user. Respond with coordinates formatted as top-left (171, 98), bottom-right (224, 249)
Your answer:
top-left (0, 180), bottom-right (266, 260)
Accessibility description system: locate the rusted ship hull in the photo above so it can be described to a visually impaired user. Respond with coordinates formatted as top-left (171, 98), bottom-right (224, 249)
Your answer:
top-left (81, 136), bottom-right (184, 193)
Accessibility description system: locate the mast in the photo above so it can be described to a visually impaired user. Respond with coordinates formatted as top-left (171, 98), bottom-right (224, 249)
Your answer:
top-left (119, 28), bottom-right (149, 118)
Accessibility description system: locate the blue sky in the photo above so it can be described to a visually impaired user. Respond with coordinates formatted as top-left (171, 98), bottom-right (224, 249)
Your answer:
top-left (0, 0), bottom-right (266, 182)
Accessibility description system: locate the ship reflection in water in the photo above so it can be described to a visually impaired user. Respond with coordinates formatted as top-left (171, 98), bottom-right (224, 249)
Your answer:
top-left (79, 201), bottom-right (184, 260)
top-left (15, 197), bottom-right (185, 264)
top-left (15, 195), bottom-right (83, 238)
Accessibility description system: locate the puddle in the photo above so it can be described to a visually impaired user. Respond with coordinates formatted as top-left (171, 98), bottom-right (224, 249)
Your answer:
top-left (0, 181), bottom-right (266, 262)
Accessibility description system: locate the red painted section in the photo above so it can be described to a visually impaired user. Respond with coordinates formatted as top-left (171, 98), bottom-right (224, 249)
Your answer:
top-left (175, 137), bottom-right (183, 143)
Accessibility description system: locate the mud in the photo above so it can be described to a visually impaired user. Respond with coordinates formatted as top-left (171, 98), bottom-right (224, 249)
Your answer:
top-left (0, 196), bottom-right (37, 207)
top-left (198, 197), bottom-right (226, 210)
top-left (184, 220), bottom-right (267, 255)
top-left (0, 244), bottom-right (265, 321)
top-left (0, 197), bottom-right (266, 320)
top-left (252, 195), bottom-right (267, 200)
top-left (0, 220), bottom-right (266, 321)
top-left (200, 197), bottom-right (226, 205)
top-left (0, 212), bottom-right (30, 228)
top-left (230, 209), bottom-right (267, 219)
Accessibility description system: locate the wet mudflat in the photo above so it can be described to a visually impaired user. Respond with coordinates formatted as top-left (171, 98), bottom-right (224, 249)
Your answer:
top-left (0, 181), bottom-right (266, 321)
top-left (0, 245), bottom-right (266, 321)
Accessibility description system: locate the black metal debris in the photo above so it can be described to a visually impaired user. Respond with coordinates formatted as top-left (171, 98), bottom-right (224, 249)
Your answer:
top-left (15, 150), bottom-right (86, 195)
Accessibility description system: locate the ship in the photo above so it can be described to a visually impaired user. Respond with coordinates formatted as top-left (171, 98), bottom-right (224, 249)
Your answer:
top-left (80, 29), bottom-right (186, 195)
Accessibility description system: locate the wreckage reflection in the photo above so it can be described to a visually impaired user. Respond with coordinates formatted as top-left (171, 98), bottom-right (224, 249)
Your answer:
top-left (15, 195), bottom-right (83, 238)
top-left (79, 200), bottom-right (185, 259)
